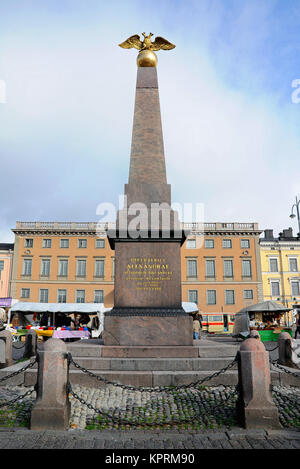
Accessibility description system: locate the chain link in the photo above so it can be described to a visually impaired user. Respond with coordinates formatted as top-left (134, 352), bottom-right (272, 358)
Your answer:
top-left (67, 353), bottom-right (238, 393)
top-left (270, 359), bottom-right (300, 379)
top-left (0, 358), bottom-right (37, 384)
top-left (0, 386), bottom-right (36, 408)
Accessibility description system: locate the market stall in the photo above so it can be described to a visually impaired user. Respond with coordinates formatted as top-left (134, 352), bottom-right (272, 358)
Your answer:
top-left (233, 300), bottom-right (292, 341)
top-left (7, 302), bottom-right (112, 341)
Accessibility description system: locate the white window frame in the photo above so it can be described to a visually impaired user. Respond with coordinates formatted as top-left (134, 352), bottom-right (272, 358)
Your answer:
top-left (207, 289), bottom-right (217, 305)
top-left (269, 257), bottom-right (279, 273)
top-left (58, 259), bottom-right (68, 276)
top-left (94, 290), bottom-right (104, 303)
top-left (187, 259), bottom-right (198, 278)
top-left (22, 258), bottom-right (32, 276)
top-left (76, 289), bottom-right (85, 303)
top-left (57, 289), bottom-right (67, 303)
top-left (40, 258), bottom-right (50, 277)
top-left (21, 288), bottom-right (30, 298)
top-left (39, 289), bottom-right (49, 303)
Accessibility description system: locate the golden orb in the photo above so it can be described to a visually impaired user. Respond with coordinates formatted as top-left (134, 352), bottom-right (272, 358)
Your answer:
top-left (137, 50), bottom-right (157, 67)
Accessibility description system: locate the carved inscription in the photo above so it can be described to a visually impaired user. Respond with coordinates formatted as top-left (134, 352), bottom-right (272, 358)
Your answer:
top-left (124, 257), bottom-right (173, 291)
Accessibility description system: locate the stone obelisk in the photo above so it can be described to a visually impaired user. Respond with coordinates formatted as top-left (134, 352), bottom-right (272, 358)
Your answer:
top-left (104, 33), bottom-right (192, 346)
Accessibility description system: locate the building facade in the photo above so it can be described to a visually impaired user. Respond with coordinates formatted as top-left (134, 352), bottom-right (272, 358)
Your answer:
top-left (0, 243), bottom-right (14, 304)
top-left (260, 228), bottom-right (300, 314)
top-left (10, 221), bottom-right (263, 318)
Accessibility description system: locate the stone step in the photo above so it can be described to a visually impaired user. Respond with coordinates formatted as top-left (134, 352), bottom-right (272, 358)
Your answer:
top-left (65, 343), bottom-right (238, 359)
top-left (67, 357), bottom-right (236, 372)
top-left (22, 368), bottom-right (291, 388)
top-left (99, 346), bottom-right (200, 358)
top-left (197, 346), bottom-right (238, 358)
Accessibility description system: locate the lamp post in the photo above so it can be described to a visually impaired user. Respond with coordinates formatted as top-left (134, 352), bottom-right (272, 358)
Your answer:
top-left (289, 196), bottom-right (300, 236)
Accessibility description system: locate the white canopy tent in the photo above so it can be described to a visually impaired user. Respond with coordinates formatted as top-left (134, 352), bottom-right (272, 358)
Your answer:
top-left (8, 302), bottom-right (112, 331)
top-left (8, 301), bottom-right (198, 334)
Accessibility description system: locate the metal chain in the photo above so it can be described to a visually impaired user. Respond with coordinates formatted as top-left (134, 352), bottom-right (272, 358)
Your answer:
top-left (265, 344), bottom-right (279, 352)
top-left (0, 358), bottom-right (37, 383)
top-left (67, 353), bottom-right (237, 393)
top-left (0, 386), bottom-right (36, 408)
top-left (270, 359), bottom-right (300, 379)
top-left (68, 382), bottom-right (237, 427)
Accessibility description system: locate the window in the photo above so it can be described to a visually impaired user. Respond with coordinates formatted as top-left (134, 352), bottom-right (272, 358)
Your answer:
top-left (187, 259), bottom-right (197, 278)
top-left (223, 259), bottom-right (233, 277)
top-left (78, 239), bottom-right (87, 248)
top-left (94, 290), bottom-right (104, 303)
top-left (21, 288), bottom-right (30, 298)
top-left (0, 261), bottom-right (4, 279)
top-left (271, 281), bottom-right (280, 297)
top-left (94, 259), bottom-right (105, 277)
top-left (186, 239), bottom-right (196, 249)
top-left (240, 239), bottom-right (250, 249)
top-left (205, 239), bottom-right (214, 249)
top-left (57, 289), bottom-right (67, 303)
top-left (24, 239), bottom-right (33, 248)
top-left (60, 239), bottom-right (69, 248)
top-left (40, 289), bottom-right (49, 303)
top-left (76, 290), bottom-right (85, 303)
top-left (244, 289), bottom-right (253, 299)
top-left (289, 258), bottom-right (298, 272)
top-left (22, 259), bottom-right (32, 276)
top-left (269, 258), bottom-right (278, 272)
top-left (207, 290), bottom-right (216, 305)
top-left (222, 239), bottom-right (232, 249)
top-left (188, 290), bottom-right (198, 304)
top-left (291, 281), bottom-right (300, 297)
top-left (76, 259), bottom-right (86, 277)
top-left (58, 259), bottom-right (68, 276)
top-left (205, 259), bottom-right (215, 278)
top-left (96, 238), bottom-right (105, 249)
top-left (42, 239), bottom-right (52, 248)
top-left (225, 290), bottom-right (235, 305)
top-left (242, 259), bottom-right (252, 277)
top-left (40, 259), bottom-right (50, 276)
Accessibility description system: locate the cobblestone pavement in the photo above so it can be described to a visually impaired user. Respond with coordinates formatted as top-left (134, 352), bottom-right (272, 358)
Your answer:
top-left (0, 427), bottom-right (300, 449)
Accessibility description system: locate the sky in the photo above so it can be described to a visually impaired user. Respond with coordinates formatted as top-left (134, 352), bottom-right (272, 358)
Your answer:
top-left (0, 0), bottom-right (300, 242)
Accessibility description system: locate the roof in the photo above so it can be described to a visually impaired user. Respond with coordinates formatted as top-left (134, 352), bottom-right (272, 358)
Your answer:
top-left (0, 243), bottom-right (14, 251)
top-left (238, 300), bottom-right (291, 314)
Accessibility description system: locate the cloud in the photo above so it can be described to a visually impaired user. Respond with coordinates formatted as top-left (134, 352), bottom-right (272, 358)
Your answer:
top-left (0, 0), bottom-right (299, 242)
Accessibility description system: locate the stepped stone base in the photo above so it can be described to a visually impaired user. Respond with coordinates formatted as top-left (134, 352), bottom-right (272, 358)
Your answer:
top-left (100, 346), bottom-right (198, 358)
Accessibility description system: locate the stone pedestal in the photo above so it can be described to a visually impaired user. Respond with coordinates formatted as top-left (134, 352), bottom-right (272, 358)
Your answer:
top-left (236, 338), bottom-right (281, 429)
top-left (0, 330), bottom-right (13, 369)
top-left (30, 338), bottom-right (70, 430)
top-left (103, 315), bottom-right (193, 346)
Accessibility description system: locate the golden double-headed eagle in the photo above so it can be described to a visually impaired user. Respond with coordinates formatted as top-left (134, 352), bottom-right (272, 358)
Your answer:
top-left (119, 32), bottom-right (175, 51)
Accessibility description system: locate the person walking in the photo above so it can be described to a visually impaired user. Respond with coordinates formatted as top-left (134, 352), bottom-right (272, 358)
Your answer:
top-left (193, 316), bottom-right (201, 340)
top-left (295, 313), bottom-right (300, 339)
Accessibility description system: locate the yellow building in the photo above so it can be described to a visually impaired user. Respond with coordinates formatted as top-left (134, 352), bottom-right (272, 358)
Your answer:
top-left (10, 221), bottom-right (263, 331)
top-left (259, 228), bottom-right (300, 319)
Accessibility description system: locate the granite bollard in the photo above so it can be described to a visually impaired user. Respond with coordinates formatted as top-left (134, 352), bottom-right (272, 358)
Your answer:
top-left (236, 338), bottom-right (281, 429)
top-left (30, 338), bottom-right (70, 430)
top-left (0, 330), bottom-right (13, 369)
top-left (278, 331), bottom-right (297, 369)
top-left (24, 329), bottom-right (37, 359)
top-left (249, 330), bottom-right (261, 340)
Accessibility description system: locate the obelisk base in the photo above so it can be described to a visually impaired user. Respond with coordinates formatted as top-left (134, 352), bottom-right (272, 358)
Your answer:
top-left (103, 314), bottom-right (193, 346)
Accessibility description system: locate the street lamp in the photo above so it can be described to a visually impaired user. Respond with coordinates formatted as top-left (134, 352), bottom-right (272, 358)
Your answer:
top-left (289, 196), bottom-right (300, 236)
